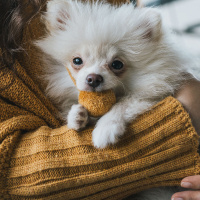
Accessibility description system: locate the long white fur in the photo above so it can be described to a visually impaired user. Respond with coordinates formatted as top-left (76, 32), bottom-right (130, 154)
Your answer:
top-left (35, 1), bottom-right (198, 199)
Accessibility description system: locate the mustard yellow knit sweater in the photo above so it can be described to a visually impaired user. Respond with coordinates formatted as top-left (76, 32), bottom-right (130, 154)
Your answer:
top-left (0, 1), bottom-right (200, 199)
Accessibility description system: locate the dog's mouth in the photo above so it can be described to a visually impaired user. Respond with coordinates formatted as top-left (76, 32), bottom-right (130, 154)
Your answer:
top-left (81, 86), bottom-right (104, 93)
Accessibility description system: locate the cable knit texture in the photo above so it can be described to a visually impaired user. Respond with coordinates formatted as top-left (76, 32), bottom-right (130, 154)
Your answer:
top-left (0, 0), bottom-right (200, 199)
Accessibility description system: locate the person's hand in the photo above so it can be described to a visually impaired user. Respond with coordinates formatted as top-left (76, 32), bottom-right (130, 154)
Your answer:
top-left (172, 79), bottom-right (200, 200)
top-left (171, 176), bottom-right (200, 200)
top-left (175, 79), bottom-right (200, 135)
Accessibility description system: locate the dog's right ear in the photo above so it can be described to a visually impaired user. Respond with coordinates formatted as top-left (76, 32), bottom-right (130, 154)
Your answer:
top-left (135, 8), bottom-right (163, 42)
top-left (44, 0), bottom-right (71, 32)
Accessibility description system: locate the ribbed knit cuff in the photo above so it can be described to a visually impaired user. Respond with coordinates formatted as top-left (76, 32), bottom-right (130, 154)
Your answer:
top-left (4, 97), bottom-right (200, 200)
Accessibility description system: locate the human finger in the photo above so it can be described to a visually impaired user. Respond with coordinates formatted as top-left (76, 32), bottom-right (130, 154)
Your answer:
top-left (181, 175), bottom-right (200, 190)
top-left (171, 190), bottom-right (200, 200)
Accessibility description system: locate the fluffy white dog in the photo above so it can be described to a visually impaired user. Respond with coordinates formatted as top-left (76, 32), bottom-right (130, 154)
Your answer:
top-left (35, 0), bottom-right (199, 199)
top-left (36, 0), bottom-right (193, 150)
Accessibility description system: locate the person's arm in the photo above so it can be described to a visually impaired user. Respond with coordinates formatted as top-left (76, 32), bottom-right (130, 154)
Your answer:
top-left (172, 79), bottom-right (200, 200)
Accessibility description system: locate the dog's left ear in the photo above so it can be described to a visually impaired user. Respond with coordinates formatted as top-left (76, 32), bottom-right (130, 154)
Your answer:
top-left (44, 0), bottom-right (71, 32)
top-left (137, 8), bottom-right (162, 41)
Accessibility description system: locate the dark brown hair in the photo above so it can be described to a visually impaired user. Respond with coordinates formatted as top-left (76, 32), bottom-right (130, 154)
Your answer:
top-left (0, 0), bottom-right (46, 67)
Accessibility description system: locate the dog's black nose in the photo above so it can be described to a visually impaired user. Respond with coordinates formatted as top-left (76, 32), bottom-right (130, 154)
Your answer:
top-left (86, 74), bottom-right (103, 88)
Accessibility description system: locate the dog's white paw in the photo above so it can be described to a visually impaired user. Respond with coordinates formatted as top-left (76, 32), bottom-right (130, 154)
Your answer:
top-left (67, 104), bottom-right (88, 130)
top-left (92, 115), bottom-right (126, 148)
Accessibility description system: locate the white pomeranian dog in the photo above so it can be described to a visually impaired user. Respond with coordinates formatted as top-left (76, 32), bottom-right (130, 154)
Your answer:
top-left (36, 0), bottom-right (194, 149)
top-left (35, 0), bottom-right (199, 199)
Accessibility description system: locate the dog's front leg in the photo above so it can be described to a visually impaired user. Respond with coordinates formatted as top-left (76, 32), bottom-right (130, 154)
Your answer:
top-left (67, 104), bottom-right (89, 131)
top-left (92, 97), bottom-right (153, 148)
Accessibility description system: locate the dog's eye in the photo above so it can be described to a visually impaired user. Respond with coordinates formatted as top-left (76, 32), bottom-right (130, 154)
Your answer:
top-left (73, 57), bottom-right (83, 65)
top-left (111, 60), bottom-right (124, 70)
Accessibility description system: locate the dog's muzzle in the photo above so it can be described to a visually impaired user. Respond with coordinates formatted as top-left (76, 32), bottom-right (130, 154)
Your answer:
top-left (86, 74), bottom-right (103, 88)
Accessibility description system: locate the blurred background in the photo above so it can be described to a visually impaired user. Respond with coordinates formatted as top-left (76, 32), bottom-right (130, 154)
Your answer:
top-left (134, 0), bottom-right (200, 58)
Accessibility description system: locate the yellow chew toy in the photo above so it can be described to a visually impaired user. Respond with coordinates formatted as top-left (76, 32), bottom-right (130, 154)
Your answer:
top-left (79, 90), bottom-right (116, 117)
top-left (67, 68), bottom-right (116, 117)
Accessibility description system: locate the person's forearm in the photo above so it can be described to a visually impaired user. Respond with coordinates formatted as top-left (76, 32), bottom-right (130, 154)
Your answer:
top-left (172, 78), bottom-right (200, 200)
top-left (175, 79), bottom-right (200, 135)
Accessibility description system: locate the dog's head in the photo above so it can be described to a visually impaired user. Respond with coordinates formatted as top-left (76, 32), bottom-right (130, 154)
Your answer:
top-left (37, 0), bottom-right (164, 93)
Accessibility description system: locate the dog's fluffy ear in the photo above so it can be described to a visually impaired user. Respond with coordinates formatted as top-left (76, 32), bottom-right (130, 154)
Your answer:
top-left (137, 8), bottom-right (162, 41)
top-left (44, 0), bottom-right (71, 32)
